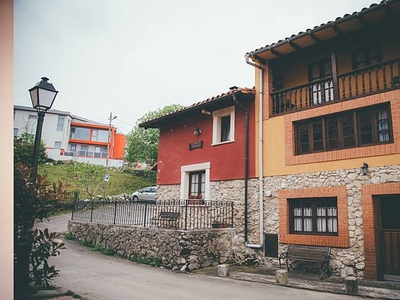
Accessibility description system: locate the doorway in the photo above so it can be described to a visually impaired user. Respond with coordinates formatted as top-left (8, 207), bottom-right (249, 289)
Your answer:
top-left (378, 195), bottom-right (400, 281)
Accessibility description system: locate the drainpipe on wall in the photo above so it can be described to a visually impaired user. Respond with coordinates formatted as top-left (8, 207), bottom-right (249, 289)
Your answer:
top-left (232, 93), bottom-right (249, 242)
top-left (244, 53), bottom-right (264, 249)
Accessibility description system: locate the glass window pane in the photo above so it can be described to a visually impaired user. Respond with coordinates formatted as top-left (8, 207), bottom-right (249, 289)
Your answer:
top-left (57, 116), bottom-right (65, 131)
top-left (221, 115), bottom-right (231, 142)
top-left (70, 127), bottom-right (90, 140)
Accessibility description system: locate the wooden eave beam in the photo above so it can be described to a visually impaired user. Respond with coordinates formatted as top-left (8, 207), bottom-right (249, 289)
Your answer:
top-left (253, 54), bottom-right (266, 65)
top-left (286, 38), bottom-right (302, 51)
top-left (356, 13), bottom-right (368, 27)
top-left (331, 22), bottom-right (343, 35)
top-left (270, 47), bottom-right (283, 57)
top-left (307, 30), bottom-right (322, 43)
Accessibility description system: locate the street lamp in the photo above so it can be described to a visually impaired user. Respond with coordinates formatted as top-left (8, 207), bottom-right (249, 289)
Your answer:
top-left (103, 112), bottom-right (117, 199)
top-left (29, 77), bottom-right (59, 181)
top-left (17, 77), bottom-right (58, 294)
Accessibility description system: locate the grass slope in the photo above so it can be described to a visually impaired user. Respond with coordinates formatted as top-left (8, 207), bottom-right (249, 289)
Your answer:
top-left (38, 163), bottom-right (155, 199)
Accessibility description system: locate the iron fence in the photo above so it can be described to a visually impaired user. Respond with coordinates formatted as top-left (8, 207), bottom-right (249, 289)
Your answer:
top-left (71, 199), bottom-right (234, 230)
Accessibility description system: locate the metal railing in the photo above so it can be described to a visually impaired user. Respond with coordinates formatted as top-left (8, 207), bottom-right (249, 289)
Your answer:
top-left (71, 199), bottom-right (234, 230)
top-left (271, 58), bottom-right (400, 115)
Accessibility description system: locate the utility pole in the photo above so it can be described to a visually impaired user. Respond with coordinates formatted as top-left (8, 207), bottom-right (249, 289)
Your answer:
top-left (103, 112), bottom-right (117, 199)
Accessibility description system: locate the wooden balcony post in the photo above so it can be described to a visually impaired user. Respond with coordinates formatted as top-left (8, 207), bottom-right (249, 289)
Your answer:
top-left (331, 51), bottom-right (339, 101)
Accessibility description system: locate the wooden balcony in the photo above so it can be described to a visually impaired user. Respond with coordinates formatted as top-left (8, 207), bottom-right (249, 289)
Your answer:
top-left (271, 58), bottom-right (400, 115)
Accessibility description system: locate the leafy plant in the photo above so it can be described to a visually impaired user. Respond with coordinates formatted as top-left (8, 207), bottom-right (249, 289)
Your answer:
top-left (93, 245), bottom-right (114, 256)
top-left (30, 228), bottom-right (66, 287)
top-left (130, 253), bottom-right (161, 267)
top-left (64, 231), bottom-right (74, 240)
top-left (14, 132), bottom-right (47, 167)
top-left (125, 104), bottom-right (184, 165)
top-left (14, 163), bottom-right (66, 296)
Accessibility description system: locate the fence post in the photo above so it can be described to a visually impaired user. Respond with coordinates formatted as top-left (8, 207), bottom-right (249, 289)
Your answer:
top-left (184, 200), bottom-right (188, 230)
top-left (71, 191), bottom-right (79, 220)
top-left (90, 200), bottom-right (94, 222)
top-left (231, 201), bottom-right (234, 227)
top-left (113, 201), bottom-right (117, 224)
top-left (143, 203), bottom-right (148, 227)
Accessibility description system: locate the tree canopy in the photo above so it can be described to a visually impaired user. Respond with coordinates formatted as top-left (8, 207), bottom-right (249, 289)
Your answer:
top-left (125, 104), bottom-right (183, 165)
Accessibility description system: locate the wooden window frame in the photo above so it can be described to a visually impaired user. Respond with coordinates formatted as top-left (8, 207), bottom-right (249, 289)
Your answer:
top-left (188, 171), bottom-right (205, 199)
top-left (295, 103), bottom-right (392, 155)
top-left (351, 44), bottom-right (382, 70)
top-left (289, 197), bottom-right (338, 236)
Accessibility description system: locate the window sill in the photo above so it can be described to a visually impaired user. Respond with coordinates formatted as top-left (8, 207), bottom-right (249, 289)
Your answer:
top-left (212, 140), bottom-right (235, 147)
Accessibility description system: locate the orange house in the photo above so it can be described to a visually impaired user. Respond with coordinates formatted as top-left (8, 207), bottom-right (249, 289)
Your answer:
top-left (68, 121), bottom-right (126, 160)
top-left (245, 0), bottom-right (400, 280)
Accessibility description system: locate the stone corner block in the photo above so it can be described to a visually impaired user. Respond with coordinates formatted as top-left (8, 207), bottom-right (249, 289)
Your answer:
top-left (218, 264), bottom-right (229, 277)
top-left (276, 269), bottom-right (288, 285)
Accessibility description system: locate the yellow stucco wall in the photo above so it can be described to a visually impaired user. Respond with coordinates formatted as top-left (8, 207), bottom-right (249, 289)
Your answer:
top-left (262, 114), bottom-right (400, 176)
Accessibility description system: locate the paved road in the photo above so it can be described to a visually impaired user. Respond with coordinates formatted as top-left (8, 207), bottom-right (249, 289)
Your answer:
top-left (36, 215), bottom-right (362, 300)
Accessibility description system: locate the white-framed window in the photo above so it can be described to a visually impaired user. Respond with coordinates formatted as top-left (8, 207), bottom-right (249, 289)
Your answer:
top-left (54, 141), bottom-right (62, 149)
top-left (14, 128), bottom-right (18, 137)
top-left (181, 162), bottom-right (210, 201)
top-left (212, 106), bottom-right (235, 145)
top-left (57, 115), bottom-right (65, 131)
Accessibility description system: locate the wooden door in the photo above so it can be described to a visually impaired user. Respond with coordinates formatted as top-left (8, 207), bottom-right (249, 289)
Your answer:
top-left (379, 195), bottom-right (400, 276)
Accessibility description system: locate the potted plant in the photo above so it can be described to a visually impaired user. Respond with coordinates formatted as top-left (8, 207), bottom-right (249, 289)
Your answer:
top-left (188, 194), bottom-right (204, 205)
top-left (211, 220), bottom-right (228, 228)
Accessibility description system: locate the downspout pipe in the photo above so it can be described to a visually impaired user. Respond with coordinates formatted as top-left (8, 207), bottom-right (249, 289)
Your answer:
top-left (244, 53), bottom-right (264, 249)
top-left (232, 94), bottom-right (249, 242)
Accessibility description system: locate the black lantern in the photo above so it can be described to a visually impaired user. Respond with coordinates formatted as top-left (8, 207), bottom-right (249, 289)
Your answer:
top-left (29, 77), bottom-right (58, 111)
top-left (194, 126), bottom-right (201, 136)
top-left (361, 162), bottom-right (369, 175)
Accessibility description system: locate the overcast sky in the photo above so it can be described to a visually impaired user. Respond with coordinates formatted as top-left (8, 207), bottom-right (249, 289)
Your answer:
top-left (14, 0), bottom-right (374, 134)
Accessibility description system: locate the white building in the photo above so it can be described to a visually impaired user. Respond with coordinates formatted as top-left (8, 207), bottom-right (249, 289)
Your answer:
top-left (14, 105), bottom-right (126, 167)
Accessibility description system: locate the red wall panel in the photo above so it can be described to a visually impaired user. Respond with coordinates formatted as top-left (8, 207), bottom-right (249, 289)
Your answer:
top-left (156, 100), bottom-right (255, 185)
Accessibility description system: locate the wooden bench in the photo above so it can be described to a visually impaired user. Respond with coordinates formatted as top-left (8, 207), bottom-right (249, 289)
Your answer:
top-left (279, 244), bottom-right (331, 279)
top-left (152, 211), bottom-right (180, 229)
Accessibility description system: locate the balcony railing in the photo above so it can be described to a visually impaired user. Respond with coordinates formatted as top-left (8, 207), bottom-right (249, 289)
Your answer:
top-left (71, 199), bottom-right (234, 230)
top-left (271, 58), bottom-right (400, 115)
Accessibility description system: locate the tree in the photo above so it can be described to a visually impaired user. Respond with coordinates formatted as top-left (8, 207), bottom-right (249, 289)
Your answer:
top-left (67, 162), bottom-right (104, 199)
top-left (14, 132), bottom-right (47, 167)
top-left (125, 104), bottom-right (183, 165)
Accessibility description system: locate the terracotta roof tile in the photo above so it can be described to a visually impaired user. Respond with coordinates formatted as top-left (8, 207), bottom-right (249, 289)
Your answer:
top-left (140, 86), bottom-right (255, 128)
top-left (246, 0), bottom-right (391, 57)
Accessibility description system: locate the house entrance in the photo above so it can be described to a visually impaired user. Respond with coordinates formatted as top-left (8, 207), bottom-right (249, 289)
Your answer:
top-left (378, 195), bottom-right (400, 281)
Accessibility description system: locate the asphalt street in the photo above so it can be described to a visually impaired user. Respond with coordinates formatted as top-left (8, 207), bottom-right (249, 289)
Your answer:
top-left (36, 215), bottom-right (362, 300)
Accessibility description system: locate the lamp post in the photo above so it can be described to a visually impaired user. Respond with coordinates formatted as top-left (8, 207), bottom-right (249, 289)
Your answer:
top-left (103, 112), bottom-right (117, 199)
top-left (29, 77), bottom-right (59, 180)
top-left (16, 77), bottom-right (58, 294)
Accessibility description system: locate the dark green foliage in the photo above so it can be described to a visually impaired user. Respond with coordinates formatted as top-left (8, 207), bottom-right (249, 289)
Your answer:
top-left (125, 104), bottom-right (184, 165)
top-left (30, 228), bottom-right (66, 287)
top-left (14, 132), bottom-right (47, 167)
top-left (14, 132), bottom-right (69, 296)
top-left (14, 163), bottom-right (66, 296)
top-left (130, 253), bottom-right (161, 267)
top-left (121, 168), bottom-right (156, 183)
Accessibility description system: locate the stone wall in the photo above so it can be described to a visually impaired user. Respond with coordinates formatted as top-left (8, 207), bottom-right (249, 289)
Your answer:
top-left (156, 164), bottom-right (400, 278)
top-left (68, 221), bottom-right (238, 271)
